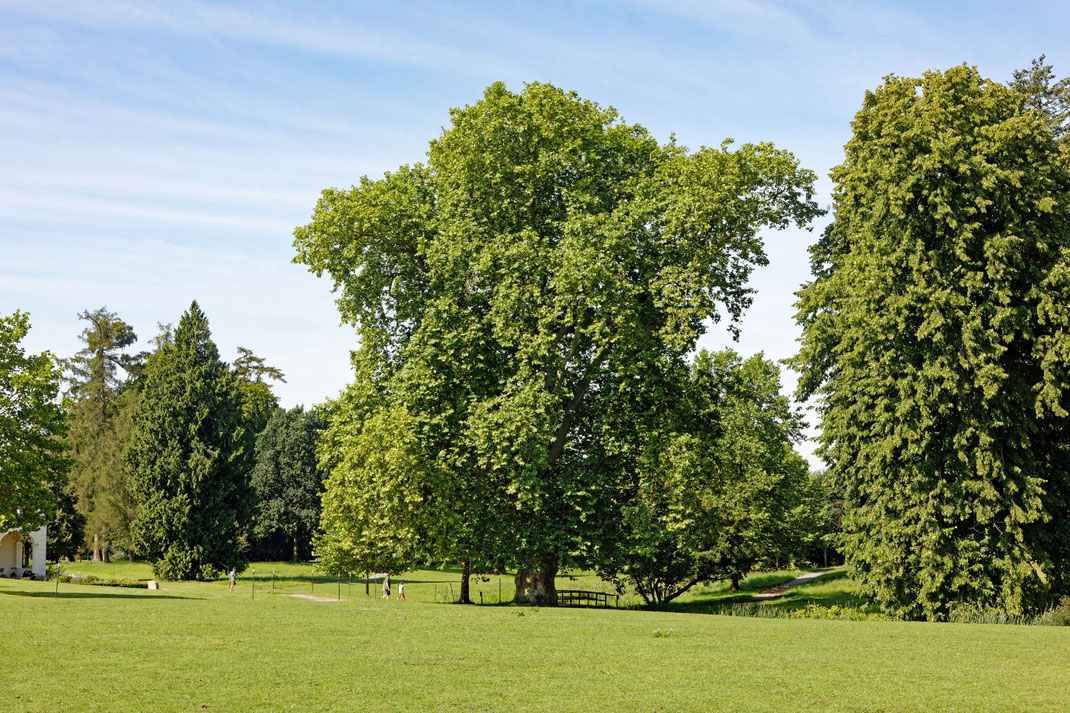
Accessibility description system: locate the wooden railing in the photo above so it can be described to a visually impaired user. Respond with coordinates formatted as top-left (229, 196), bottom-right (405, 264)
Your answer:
top-left (557, 590), bottom-right (618, 608)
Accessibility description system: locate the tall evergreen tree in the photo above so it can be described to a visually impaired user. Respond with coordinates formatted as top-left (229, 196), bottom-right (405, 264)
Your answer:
top-left (127, 301), bottom-right (252, 580)
top-left (793, 65), bottom-right (1070, 618)
top-left (63, 307), bottom-right (142, 561)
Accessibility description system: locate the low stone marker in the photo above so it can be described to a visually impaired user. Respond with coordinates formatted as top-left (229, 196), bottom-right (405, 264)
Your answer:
top-left (147, 580), bottom-right (159, 590)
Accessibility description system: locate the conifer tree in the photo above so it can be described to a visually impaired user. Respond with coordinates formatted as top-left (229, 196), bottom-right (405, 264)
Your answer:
top-left (127, 301), bottom-right (251, 580)
top-left (63, 307), bottom-right (142, 561)
top-left (793, 65), bottom-right (1070, 618)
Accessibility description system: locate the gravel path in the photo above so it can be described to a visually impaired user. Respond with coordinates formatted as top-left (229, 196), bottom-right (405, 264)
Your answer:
top-left (746, 571), bottom-right (826, 602)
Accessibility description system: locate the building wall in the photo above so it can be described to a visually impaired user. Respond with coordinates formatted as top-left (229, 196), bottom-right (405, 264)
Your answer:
top-left (0, 527), bottom-right (47, 578)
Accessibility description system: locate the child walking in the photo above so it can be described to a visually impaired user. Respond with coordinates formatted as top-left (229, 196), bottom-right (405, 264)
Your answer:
top-left (397, 581), bottom-right (405, 600)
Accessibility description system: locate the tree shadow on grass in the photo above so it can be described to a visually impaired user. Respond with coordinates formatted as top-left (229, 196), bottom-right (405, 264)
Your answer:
top-left (0, 589), bottom-right (191, 600)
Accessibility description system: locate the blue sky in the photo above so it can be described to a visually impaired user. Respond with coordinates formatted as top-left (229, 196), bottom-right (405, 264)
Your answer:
top-left (2, 0), bottom-right (1067, 464)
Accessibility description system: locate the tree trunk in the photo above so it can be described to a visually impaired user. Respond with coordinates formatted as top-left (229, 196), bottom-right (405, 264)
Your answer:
top-left (730, 572), bottom-right (740, 591)
top-left (458, 557), bottom-right (472, 604)
top-left (292, 535), bottom-right (299, 563)
top-left (92, 534), bottom-right (101, 563)
top-left (513, 553), bottom-right (558, 605)
top-left (365, 569), bottom-right (370, 597)
top-left (128, 546), bottom-right (134, 563)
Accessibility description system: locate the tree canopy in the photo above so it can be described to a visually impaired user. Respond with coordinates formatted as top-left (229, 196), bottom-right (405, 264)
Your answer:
top-left (297, 81), bottom-right (820, 603)
top-left (0, 311), bottom-right (68, 532)
top-left (793, 65), bottom-right (1070, 618)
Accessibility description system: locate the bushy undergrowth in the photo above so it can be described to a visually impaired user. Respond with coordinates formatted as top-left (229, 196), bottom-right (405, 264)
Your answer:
top-left (715, 602), bottom-right (888, 621)
top-left (59, 575), bottom-right (148, 589)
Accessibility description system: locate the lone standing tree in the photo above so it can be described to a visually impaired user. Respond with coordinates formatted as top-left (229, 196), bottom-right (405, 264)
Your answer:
top-left (127, 301), bottom-right (252, 580)
top-left (298, 82), bottom-right (819, 604)
top-left (793, 65), bottom-right (1070, 619)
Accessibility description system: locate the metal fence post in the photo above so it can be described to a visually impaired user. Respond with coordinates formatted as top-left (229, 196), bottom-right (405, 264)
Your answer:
top-left (251, 567), bottom-right (255, 600)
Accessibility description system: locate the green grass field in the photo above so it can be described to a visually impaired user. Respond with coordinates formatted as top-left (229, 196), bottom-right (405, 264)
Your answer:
top-left (3, 563), bottom-right (1066, 712)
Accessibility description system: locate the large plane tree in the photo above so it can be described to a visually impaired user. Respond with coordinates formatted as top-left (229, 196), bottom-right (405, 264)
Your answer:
top-left (298, 82), bottom-right (819, 604)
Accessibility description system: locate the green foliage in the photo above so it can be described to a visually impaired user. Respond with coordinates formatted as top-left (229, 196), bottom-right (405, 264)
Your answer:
top-left (63, 308), bottom-right (143, 560)
top-left (127, 301), bottom-right (252, 580)
top-left (1042, 596), bottom-right (1070, 626)
top-left (0, 311), bottom-right (68, 531)
top-left (1009, 55), bottom-right (1070, 145)
top-left (250, 406), bottom-right (325, 561)
top-left (793, 65), bottom-right (1070, 619)
top-left (608, 350), bottom-right (813, 604)
top-left (296, 82), bottom-right (820, 596)
top-left (233, 346), bottom-right (285, 438)
top-left (314, 400), bottom-right (431, 576)
top-left (45, 479), bottom-right (85, 562)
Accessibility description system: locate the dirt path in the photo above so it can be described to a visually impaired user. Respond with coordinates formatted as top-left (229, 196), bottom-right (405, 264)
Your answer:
top-left (286, 593), bottom-right (341, 602)
top-left (746, 571), bottom-right (826, 602)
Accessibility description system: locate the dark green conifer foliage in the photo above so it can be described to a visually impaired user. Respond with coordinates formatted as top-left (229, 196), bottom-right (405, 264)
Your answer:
top-left (46, 480), bottom-right (85, 562)
top-left (127, 301), bottom-right (252, 580)
top-left (793, 65), bottom-right (1070, 618)
top-left (250, 406), bottom-right (325, 562)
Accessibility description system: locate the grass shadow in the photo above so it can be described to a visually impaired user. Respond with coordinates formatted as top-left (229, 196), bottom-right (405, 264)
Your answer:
top-left (1, 589), bottom-right (191, 600)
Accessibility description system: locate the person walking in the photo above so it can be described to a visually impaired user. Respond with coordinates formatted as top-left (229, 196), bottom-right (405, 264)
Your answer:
top-left (381, 573), bottom-right (391, 599)
top-left (228, 567), bottom-right (237, 592)
top-left (397, 581), bottom-right (405, 601)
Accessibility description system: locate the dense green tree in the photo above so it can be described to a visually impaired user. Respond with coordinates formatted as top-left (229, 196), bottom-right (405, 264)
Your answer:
top-left (604, 350), bottom-right (810, 604)
top-left (0, 311), bottom-right (68, 531)
top-left (46, 480), bottom-right (85, 562)
top-left (63, 307), bottom-right (143, 561)
top-left (250, 406), bottom-right (325, 561)
top-left (793, 65), bottom-right (1070, 619)
top-left (297, 82), bottom-right (820, 604)
top-left (127, 301), bottom-right (252, 580)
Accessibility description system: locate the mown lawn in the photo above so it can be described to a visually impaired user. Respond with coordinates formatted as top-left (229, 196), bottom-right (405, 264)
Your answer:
top-left (4, 564), bottom-right (1066, 712)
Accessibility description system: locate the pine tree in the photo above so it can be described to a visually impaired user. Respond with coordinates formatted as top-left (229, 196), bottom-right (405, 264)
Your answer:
top-left (127, 301), bottom-right (252, 580)
top-left (63, 307), bottom-right (142, 561)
